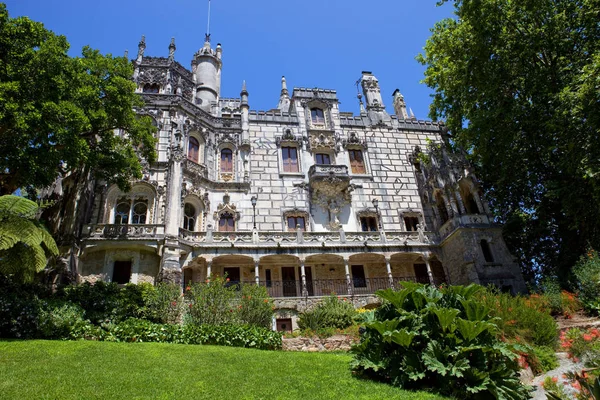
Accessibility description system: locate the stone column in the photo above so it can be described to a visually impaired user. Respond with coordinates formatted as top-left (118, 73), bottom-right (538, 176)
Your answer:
top-left (454, 190), bottom-right (467, 214)
top-left (385, 257), bottom-right (394, 288)
top-left (443, 194), bottom-right (457, 218)
top-left (424, 256), bottom-right (435, 285)
top-left (206, 260), bottom-right (212, 280)
top-left (254, 260), bottom-right (260, 286)
top-left (343, 258), bottom-right (352, 296)
top-left (300, 260), bottom-right (307, 297)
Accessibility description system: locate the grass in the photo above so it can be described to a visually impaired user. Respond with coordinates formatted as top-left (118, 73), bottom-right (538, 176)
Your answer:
top-left (0, 340), bottom-right (445, 400)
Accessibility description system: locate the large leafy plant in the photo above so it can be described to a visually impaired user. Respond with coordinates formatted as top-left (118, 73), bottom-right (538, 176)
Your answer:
top-left (0, 195), bottom-right (58, 282)
top-left (351, 283), bottom-right (531, 399)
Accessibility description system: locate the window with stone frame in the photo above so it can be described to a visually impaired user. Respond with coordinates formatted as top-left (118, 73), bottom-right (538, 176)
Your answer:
top-left (349, 149), bottom-right (366, 174)
top-left (360, 216), bottom-right (378, 232)
top-left (183, 203), bottom-right (196, 231)
top-left (188, 137), bottom-right (200, 163)
top-left (220, 148), bottom-right (233, 173)
top-left (403, 215), bottom-right (420, 232)
top-left (480, 239), bottom-right (494, 263)
top-left (310, 108), bottom-right (325, 125)
top-left (287, 215), bottom-right (306, 232)
top-left (281, 146), bottom-right (299, 173)
top-left (114, 198), bottom-right (148, 225)
top-left (315, 153), bottom-right (332, 165)
top-left (218, 212), bottom-right (235, 232)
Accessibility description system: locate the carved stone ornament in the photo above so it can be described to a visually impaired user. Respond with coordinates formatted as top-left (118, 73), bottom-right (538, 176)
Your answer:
top-left (169, 145), bottom-right (186, 162)
top-left (213, 192), bottom-right (240, 221)
top-left (275, 129), bottom-right (302, 147)
top-left (137, 67), bottom-right (168, 85)
top-left (309, 168), bottom-right (354, 231)
top-left (217, 132), bottom-right (238, 148)
top-left (308, 131), bottom-right (339, 152)
top-left (342, 131), bottom-right (367, 149)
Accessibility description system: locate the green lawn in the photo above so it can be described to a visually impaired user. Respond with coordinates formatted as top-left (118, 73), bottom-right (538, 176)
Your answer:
top-left (0, 340), bottom-right (445, 400)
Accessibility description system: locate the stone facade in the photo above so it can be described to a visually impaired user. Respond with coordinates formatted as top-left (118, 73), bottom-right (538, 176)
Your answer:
top-left (46, 36), bottom-right (526, 312)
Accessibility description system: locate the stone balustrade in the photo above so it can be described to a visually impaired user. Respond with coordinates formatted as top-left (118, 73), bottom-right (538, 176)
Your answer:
top-left (178, 228), bottom-right (436, 247)
top-left (84, 224), bottom-right (165, 239)
top-left (438, 214), bottom-right (492, 239)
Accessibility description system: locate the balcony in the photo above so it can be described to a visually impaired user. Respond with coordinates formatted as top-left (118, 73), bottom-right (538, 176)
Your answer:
top-left (85, 224), bottom-right (165, 240)
top-left (308, 164), bottom-right (350, 191)
top-left (183, 159), bottom-right (208, 179)
top-left (438, 214), bottom-right (492, 239)
top-left (179, 228), bottom-right (435, 247)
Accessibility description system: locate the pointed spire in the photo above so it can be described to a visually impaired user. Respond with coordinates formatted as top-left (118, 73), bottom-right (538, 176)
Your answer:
top-left (137, 35), bottom-right (146, 62)
top-left (277, 76), bottom-right (290, 112)
top-left (124, 49), bottom-right (129, 59)
top-left (281, 76), bottom-right (289, 96)
top-left (168, 37), bottom-right (176, 62)
top-left (242, 80), bottom-right (247, 93)
top-left (241, 80), bottom-right (249, 106)
top-left (409, 107), bottom-right (415, 119)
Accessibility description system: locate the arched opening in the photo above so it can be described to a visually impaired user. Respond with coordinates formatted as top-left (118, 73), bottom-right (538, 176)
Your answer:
top-left (459, 180), bottom-right (480, 214)
top-left (183, 203), bottom-right (196, 231)
top-left (142, 83), bottom-right (160, 93)
top-left (435, 191), bottom-right (449, 224)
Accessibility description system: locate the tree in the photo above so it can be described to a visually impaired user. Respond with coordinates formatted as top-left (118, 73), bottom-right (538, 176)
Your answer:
top-left (418, 0), bottom-right (600, 281)
top-left (0, 195), bottom-right (58, 282)
top-left (0, 3), bottom-right (156, 195)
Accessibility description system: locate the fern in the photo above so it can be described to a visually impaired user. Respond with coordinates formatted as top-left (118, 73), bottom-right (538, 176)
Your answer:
top-left (0, 195), bottom-right (58, 282)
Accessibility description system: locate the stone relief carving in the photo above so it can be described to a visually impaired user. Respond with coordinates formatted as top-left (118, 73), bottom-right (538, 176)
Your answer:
top-left (342, 131), bottom-right (367, 149)
top-left (275, 129), bottom-right (303, 147)
top-left (308, 131), bottom-right (340, 153)
top-left (213, 192), bottom-right (240, 221)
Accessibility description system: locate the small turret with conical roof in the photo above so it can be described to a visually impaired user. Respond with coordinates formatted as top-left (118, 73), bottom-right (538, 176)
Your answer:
top-left (192, 37), bottom-right (222, 114)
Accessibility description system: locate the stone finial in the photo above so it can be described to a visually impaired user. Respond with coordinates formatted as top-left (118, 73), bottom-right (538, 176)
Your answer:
top-left (392, 89), bottom-right (409, 119)
top-left (358, 93), bottom-right (366, 114)
top-left (281, 76), bottom-right (289, 96)
top-left (124, 49), bottom-right (129, 59)
top-left (277, 76), bottom-right (290, 112)
top-left (168, 37), bottom-right (176, 62)
top-left (137, 35), bottom-right (146, 61)
top-left (409, 108), bottom-right (415, 119)
top-left (241, 80), bottom-right (249, 106)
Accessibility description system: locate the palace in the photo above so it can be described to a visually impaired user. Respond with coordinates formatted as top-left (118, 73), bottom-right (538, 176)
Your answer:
top-left (44, 36), bottom-right (525, 326)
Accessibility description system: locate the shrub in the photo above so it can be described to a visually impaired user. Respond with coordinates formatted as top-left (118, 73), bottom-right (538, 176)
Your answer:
top-left (237, 284), bottom-right (274, 329)
top-left (141, 282), bottom-right (182, 324)
top-left (573, 249), bottom-right (600, 315)
top-left (0, 276), bottom-right (44, 338)
top-left (185, 276), bottom-right (240, 326)
top-left (298, 295), bottom-right (356, 331)
top-left (560, 327), bottom-right (600, 367)
top-left (38, 300), bottom-right (86, 339)
top-left (538, 278), bottom-right (583, 318)
top-left (527, 345), bottom-right (560, 375)
top-left (477, 287), bottom-right (558, 348)
top-left (351, 283), bottom-right (530, 400)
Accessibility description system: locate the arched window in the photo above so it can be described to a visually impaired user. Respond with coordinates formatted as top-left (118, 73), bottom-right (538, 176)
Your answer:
top-left (464, 192), bottom-right (480, 214)
top-left (221, 148), bottom-right (233, 172)
top-left (131, 201), bottom-right (148, 224)
top-left (114, 202), bottom-right (130, 224)
top-left (188, 137), bottom-right (200, 163)
top-left (142, 84), bottom-right (160, 93)
top-left (218, 212), bottom-right (235, 232)
top-left (183, 203), bottom-right (196, 231)
top-left (113, 199), bottom-right (148, 225)
top-left (310, 108), bottom-right (325, 124)
top-left (480, 239), bottom-right (494, 263)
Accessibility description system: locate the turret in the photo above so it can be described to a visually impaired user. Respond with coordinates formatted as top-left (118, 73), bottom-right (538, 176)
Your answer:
top-left (392, 89), bottom-right (409, 119)
top-left (168, 37), bottom-right (176, 62)
top-left (277, 76), bottom-right (290, 112)
top-left (193, 39), bottom-right (222, 114)
top-left (360, 71), bottom-right (390, 124)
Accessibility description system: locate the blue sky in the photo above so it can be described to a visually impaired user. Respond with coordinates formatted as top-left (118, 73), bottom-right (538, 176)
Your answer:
top-left (5, 0), bottom-right (454, 117)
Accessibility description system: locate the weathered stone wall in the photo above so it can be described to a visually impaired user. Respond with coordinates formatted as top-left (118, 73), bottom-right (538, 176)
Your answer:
top-left (282, 335), bottom-right (357, 352)
top-left (79, 250), bottom-right (106, 283)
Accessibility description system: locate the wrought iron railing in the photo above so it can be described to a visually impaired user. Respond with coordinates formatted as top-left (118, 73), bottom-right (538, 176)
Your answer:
top-left (256, 276), bottom-right (431, 298)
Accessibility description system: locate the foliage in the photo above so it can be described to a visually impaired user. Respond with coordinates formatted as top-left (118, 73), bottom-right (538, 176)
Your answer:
top-left (237, 283), bottom-right (274, 329)
top-left (0, 4), bottom-right (156, 195)
top-left (68, 318), bottom-right (282, 350)
top-left (0, 341), bottom-right (447, 400)
top-left (0, 275), bottom-right (48, 338)
top-left (476, 287), bottom-right (558, 348)
top-left (38, 300), bottom-right (86, 339)
top-left (572, 249), bottom-right (600, 315)
top-left (418, 0), bottom-right (600, 279)
top-left (0, 195), bottom-right (58, 282)
top-left (527, 345), bottom-right (559, 375)
top-left (298, 295), bottom-right (357, 331)
top-left (184, 276), bottom-right (274, 328)
top-left (351, 283), bottom-right (531, 399)
top-left (59, 281), bottom-right (146, 324)
top-left (544, 370), bottom-right (600, 400)
top-left (141, 282), bottom-right (182, 324)
top-left (185, 276), bottom-right (240, 326)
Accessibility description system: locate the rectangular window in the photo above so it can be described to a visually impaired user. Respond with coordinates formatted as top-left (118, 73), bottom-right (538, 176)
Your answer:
top-left (311, 108), bottom-right (325, 124)
top-left (219, 214), bottom-right (235, 232)
top-left (404, 216), bottom-right (419, 232)
top-left (221, 149), bottom-right (233, 172)
top-left (315, 153), bottom-right (331, 165)
top-left (360, 216), bottom-right (378, 232)
top-left (112, 261), bottom-right (132, 284)
top-left (287, 216), bottom-right (306, 232)
top-left (349, 149), bottom-right (366, 174)
top-left (351, 265), bottom-right (367, 288)
top-left (281, 147), bottom-right (299, 173)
